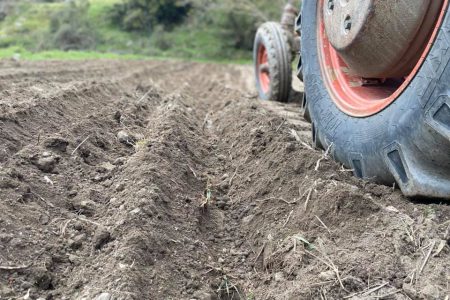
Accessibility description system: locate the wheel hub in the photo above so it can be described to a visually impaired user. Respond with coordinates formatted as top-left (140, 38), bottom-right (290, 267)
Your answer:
top-left (323, 0), bottom-right (444, 78)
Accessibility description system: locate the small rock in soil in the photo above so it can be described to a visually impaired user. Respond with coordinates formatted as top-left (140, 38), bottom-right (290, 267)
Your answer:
top-left (98, 162), bottom-right (116, 172)
top-left (115, 182), bottom-right (126, 192)
top-left (95, 292), bottom-right (112, 300)
top-left (73, 221), bottom-right (84, 231)
top-left (93, 228), bottom-right (111, 250)
top-left (192, 291), bottom-right (218, 300)
top-left (117, 130), bottom-right (136, 146)
top-left (130, 208), bottom-right (141, 215)
top-left (241, 214), bottom-right (254, 227)
top-left (102, 179), bottom-right (113, 188)
top-left (318, 270), bottom-right (335, 281)
top-left (68, 254), bottom-right (78, 264)
top-left (39, 214), bottom-right (50, 225)
top-left (92, 175), bottom-right (103, 183)
top-left (109, 197), bottom-right (123, 207)
top-left (113, 157), bottom-right (127, 166)
top-left (274, 272), bottom-right (285, 282)
top-left (67, 238), bottom-right (77, 250)
top-left (217, 155), bottom-right (227, 162)
top-left (71, 199), bottom-right (96, 216)
top-left (33, 152), bottom-right (60, 173)
top-left (74, 233), bottom-right (87, 242)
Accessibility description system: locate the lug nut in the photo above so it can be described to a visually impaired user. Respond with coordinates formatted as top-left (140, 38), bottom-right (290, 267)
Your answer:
top-left (327, 0), bottom-right (334, 11)
top-left (344, 15), bottom-right (352, 32)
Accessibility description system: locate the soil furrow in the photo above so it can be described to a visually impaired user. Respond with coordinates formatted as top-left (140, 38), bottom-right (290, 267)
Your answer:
top-left (0, 62), bottom-right (176, 164)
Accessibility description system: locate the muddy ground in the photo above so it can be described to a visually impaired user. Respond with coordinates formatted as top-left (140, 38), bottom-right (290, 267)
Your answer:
top-left (0, 59), bottom-right (449, 300)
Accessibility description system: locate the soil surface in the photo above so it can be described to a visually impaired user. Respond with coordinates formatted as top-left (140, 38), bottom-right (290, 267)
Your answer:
top-left (0, 59), bottom-right (449, 300)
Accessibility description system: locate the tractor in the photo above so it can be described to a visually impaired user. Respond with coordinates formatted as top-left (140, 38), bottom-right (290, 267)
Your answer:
top-left (254, 0), bottom-right (450, 199)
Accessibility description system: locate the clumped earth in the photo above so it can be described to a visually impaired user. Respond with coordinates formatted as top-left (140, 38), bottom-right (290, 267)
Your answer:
top-left (0, 59), bottom-right (449, 300)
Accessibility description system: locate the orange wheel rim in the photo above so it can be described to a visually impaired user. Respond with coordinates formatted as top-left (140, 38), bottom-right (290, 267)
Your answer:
top-left (257, 44), bottom-right (270, 94)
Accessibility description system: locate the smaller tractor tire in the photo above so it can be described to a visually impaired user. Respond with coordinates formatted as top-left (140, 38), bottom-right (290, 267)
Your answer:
top-left (253, 22), bottom-right (292, 102)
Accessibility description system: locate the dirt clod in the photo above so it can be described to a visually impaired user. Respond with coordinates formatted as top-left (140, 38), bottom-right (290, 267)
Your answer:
top-left (43, 136), bottom-right (69, 152)
top-left (33, 267), bottom-right (53, 290)
top-left (68, 233), bottom-right (86, 250)
top-left (93, 228), bottom-right (111, 250)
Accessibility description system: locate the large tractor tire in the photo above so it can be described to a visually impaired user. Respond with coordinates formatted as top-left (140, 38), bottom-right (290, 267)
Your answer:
top-left (254, 22), bottom-right (292, 102)
top-left (301, 0), bottom-right (450, 199)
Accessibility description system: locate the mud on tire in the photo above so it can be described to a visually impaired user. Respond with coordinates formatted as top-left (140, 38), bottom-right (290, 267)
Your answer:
top-left (301, 1), bottom-right (450, 199)
top-left (254, 22), bottom-right (292, 102)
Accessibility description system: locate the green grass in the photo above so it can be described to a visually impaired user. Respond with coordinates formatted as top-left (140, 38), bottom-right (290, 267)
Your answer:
top-left (0, 46), bottom-right (147, 60)
top-left (0, 45), bottom-right (252, 64)
top-left (0, 0), bottom-right (253, 63)
top-left (0, 1), bottom-right (61, 49)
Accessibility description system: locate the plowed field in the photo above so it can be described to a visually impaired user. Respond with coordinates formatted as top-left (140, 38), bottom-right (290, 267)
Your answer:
top-left (0, 59), bottom-right (449, 300)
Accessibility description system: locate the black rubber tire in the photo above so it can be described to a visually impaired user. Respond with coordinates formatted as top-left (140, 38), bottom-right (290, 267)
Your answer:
top-left (254, 22), bottom-right (292, 102)
top-left (301, 1), bottom-right (450, 199)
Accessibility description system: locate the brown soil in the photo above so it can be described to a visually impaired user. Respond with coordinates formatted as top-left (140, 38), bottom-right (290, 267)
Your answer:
top-left (0, 59), bottom-right (449, 300)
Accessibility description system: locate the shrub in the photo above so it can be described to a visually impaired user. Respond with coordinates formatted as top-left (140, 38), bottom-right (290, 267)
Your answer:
top-left (110, 0), bottom-right (191, 33)
top-left (215, 9), bottom-right (259, 51)
top-left (188, 0), bottom-right (294, 53)
top-left (49, 0), bottom-right (98, 50)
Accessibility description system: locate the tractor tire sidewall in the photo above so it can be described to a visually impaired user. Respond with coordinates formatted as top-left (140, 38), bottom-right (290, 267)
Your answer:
top-left (254, 22), bottom-right (292, 102)
top-left (301, 0), bottom-right (450, 198)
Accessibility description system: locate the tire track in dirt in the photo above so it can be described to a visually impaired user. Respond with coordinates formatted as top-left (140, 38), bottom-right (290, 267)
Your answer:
top-left (0, 60), bottom-right (449, 300)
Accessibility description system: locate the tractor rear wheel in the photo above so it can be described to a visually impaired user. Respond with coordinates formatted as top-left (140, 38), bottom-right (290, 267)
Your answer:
top-left (301, 0), bottom-right (450, 199)
top-left (254, 22), bottom-right (292, 102)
